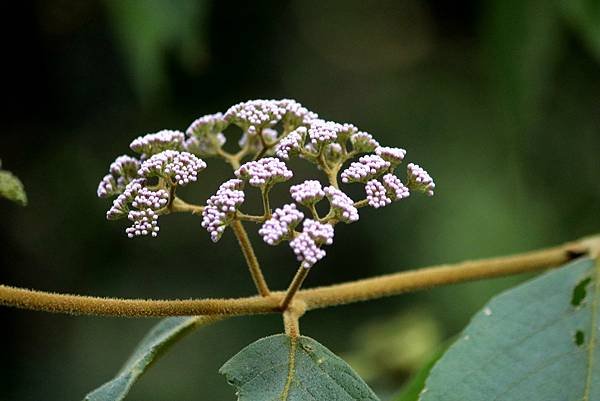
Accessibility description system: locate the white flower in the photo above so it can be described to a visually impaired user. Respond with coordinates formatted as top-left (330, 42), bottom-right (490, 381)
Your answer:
top-left (130, 130), bottom-right (185, 155)
top-left (138, 150), bottom-right (207, 186)
top-left (407, 163), bottom-right (435, 196)
top-left (375, 146), bottom-right (406, 165)
top-left (324, 186), bottom-right (359, 223)
top-left (382, 173), bottom-right (410, 200)
top-left (289, 233), bottom-right (326, 269)
top-left (234, 157), bottom-right (293, 187)
top-left (302, 219), bottom-right (334, 245)
top-left (365, 179), bottom-right (391, 208)
top-left (97, 155), bottom-right (140, 198)
top-left (258, 204), bottom-right (304, 245)
top-left (341, 155), bottom-right (390, 183)
top-left (350, 132), bottom-right (379, 153)
top-left (275, 127), bottom-right (306, 160)
top-left (290, 180), bottom-right (325, 205)
top-left (201, 179), bottom-right (246, 242)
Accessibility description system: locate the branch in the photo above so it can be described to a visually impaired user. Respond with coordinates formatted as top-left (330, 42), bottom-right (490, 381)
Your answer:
top-left (0, 235), bottom-right (596, 317)
top-left (230, 219), bottom-right (271, 297)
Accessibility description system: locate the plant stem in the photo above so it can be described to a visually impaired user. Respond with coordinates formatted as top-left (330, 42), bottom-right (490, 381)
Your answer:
top-left (261, 187), bottom-right (272, 219)
top-left (230, 219), bottom-right (271, 297)
top-left (280, 266), bottom-right (310, 311)
top-left (0, 235), bottom-right (595, 317)
top-left (169, 197), bottom-right (204, 215)
top-left (283, 300), bottom-right (306, 338)
top-left (353, 199), bottom-right (369, 208)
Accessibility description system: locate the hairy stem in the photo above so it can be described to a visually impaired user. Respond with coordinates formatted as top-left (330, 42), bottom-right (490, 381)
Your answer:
top-left (0, 235), bottom-right (595, 317)
top-left (230, 220), bottom-right (271, 297)
top-left (261, 187), bottom-right (272, 219)
top-left (283, 300), bottom-right (306, 338)
top-left (169, 197), bottom-right (204, 215)
top-left (280, 266), bottom-right (310, 310)
top-left (354, 199), bottom-right (369, 208)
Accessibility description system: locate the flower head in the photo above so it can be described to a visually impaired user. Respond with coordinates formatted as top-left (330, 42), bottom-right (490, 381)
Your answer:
top-left (125, 188), bottom-right (169, 238)
top-left (138, 150), bottom-right (207, 186)
top-left (302, 219), bottom-right (334, 245)
top-left (234, 157), bottom-right (293, 187)
top-left (106, 178), bottom-right (145, 220)
top-left (130, 130), bottom-right (185, 155)
top-left (275, 127), bottom-right (306, 160)
top-left (341, 154), bottom-right (390, 183)
top-left (97, 155), bottom-right (140, 198)
top-left (365, 179), bottom-right (391, 208)
top-left (324, 186), bottom-right (359, 223)
top-left (225, 99), bottom-right (286, 135)
top-left (407, 163), bottom-right (435, 196)
top-left (382, 173), bottom-right (410, 201)
top-left (376, 146), bottom-right (406, 166)
top-left (350, 132), bottom-right (380, 153)
top-left (258, 203), bottom-right (304, 245)
top-left (290, 180), bottom-right (325, 206)
top-left (289, 233), bottom-right (326, 269)
top-left (186, 113), bottom-right (227, 137)
top-left (201, 179), bottom-right (246, 242)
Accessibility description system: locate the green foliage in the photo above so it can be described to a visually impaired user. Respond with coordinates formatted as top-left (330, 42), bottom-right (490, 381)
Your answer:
top-left (220, 334), bottom-right (380, 401)
top-left (84, 316), bottom-right (218, 401)
top-left (0, 161), bottom-right (27, 206)
top-left (420, 257), bottom-right (599, 401)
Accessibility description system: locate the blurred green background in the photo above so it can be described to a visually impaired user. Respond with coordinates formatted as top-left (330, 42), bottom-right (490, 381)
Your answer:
top-left (0, 1), bottom-right (599, 400)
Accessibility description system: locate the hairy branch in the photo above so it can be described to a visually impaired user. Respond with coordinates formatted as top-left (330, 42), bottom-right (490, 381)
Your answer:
top-left (230, 219), bottom-right (271, 297)
top-left (0, 235), bottom-right (596, 317)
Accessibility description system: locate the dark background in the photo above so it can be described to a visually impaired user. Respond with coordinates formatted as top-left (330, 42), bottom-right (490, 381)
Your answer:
top-left (0, 1), bottom-right (599, 400)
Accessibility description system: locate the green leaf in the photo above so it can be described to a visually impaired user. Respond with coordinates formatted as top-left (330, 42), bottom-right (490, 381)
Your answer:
top-left (0, 169), bottom-right (27, 206)
top-left (84, 316), bottom-right (221, 401)
top-left (220, 334), bottom-right (380, 401)
top-left (421, 257), bottom-right (600, 401)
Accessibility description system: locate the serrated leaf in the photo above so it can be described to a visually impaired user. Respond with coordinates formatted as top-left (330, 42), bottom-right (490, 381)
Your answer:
top-left (0, 169), bottom-right (27, 206)
top-left (421, 257), bottom-right (600, 401)
top-left (84, 315), bottom-right (221, 401)
top-left (220, 334), bottom-right (380, 401)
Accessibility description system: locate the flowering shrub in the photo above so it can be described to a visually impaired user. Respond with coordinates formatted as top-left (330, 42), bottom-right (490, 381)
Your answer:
top-left (97, 98), bottom-right (435, 268)
top-left (4, 99), bottom-right (595, 401)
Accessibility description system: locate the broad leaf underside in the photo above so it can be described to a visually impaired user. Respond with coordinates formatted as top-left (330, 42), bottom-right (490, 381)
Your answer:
top-left (421, 257), bottom-right (599, 401)
top-left (220, 334), bottom-right (380, 401)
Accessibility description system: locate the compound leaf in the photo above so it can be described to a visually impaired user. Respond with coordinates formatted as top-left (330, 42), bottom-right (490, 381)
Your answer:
top-left (84, 316), bottom-right (221, 401)
top-left (421, 257), bottom-right (600, 401)
top-left (220, 334), bottom-right (380, 401)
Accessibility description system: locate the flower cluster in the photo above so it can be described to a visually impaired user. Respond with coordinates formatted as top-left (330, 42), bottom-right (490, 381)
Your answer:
top-left (225, 99), bottom-right (317, 136)
top-left (258, 204), bottom-right (304, 245)
top-left (289, 219), bottom-right (335, 268)
top-left (324, 186), bottom-right (360, 223)
top-left (276, 127), bottom-right (306, 160)
top-left (407, 163), bottom-right (435, 196)
top-left (341, 155), bottom-right (391, 183)
top-left (138, 150), bottom-right (207, 186)
top-left (234, 157), bottom-right (293, 187)
top-left (97, 155), bottom-right (140, 198)
top-left (290, 180), bottom-right (325, 205)
top-left (98, 98), bottom-right (434, 271)
top-left (201, 179), bottom-right (245, 242)
top-left (184, 113), bottom-right (227, 156)
top-left (130, 130), bottom-right (185, 155)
